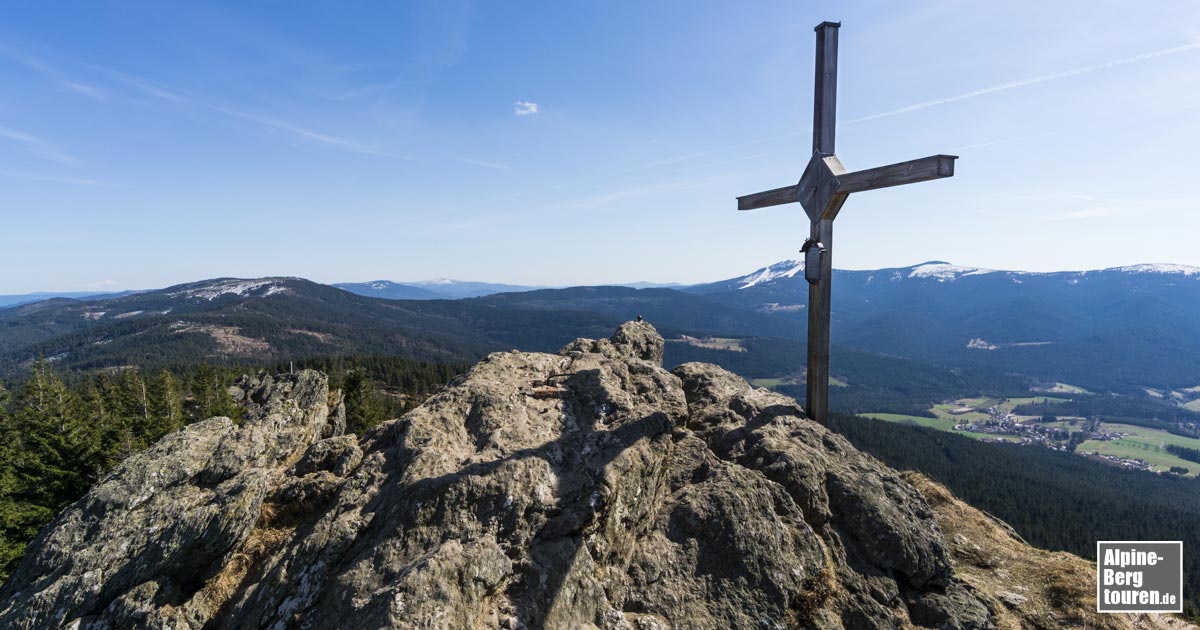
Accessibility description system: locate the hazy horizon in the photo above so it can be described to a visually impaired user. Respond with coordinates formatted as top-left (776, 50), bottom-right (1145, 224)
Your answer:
top-left (4, 1), bottom-right (1200, 293)
top-left (8, 258), bottom-right (1200, 296)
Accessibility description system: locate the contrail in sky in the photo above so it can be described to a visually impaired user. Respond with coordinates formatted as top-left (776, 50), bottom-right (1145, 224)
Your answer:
top-left (848, 40), bottom-right (1200, 124)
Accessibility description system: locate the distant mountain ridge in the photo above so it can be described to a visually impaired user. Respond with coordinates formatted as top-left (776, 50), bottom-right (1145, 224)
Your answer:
top-left (5, 261), bottom-right (1200, 402)
top-left (696, 259), bottom-right (1200, 292)
top-left (333, 279), bottom-right (684, 300)
top-left (0, 290), bottom-right (130, 309)
top-left (336, 278), bottom-right (542, 299)
top-left (687, 259), bottom-right (1200, 394)
top-left (0, 277), bottom-right (805, 374)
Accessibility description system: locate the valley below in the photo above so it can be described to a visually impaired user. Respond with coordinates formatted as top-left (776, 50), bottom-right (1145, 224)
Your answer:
top-left (861, 393), bottom-right (1200, 476)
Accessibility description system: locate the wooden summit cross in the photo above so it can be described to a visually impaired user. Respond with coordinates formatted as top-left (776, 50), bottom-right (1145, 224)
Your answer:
top-left (737, 21), bottom-right (957, 426)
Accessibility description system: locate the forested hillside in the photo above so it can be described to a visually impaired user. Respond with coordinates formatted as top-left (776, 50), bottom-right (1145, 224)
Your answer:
top-left (831, 413), bottom-right (1200, 613)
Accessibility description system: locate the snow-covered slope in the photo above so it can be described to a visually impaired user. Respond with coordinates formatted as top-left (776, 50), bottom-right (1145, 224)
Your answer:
top-left (168, 278), bottom-right (295, 301)
top-left (738, 260), bottom-right (806, 289)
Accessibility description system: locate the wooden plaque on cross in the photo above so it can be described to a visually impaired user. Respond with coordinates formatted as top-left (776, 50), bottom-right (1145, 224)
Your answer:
top-left (736, 21), bottom-right (958, 426)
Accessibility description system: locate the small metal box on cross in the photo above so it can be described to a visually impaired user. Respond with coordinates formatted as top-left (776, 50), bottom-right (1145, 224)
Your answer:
top-left (736, 21), bottom-right (958, 426)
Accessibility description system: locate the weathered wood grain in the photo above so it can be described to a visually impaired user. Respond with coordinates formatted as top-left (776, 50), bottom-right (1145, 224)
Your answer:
top-left (738, 185), bottom-right (798, 211)
top-left (806, 218), bottom-right (833, 424)
top-left (836, 155), bottom-right (957, 194)
top-left (813, 22), bottom-right (840, 156)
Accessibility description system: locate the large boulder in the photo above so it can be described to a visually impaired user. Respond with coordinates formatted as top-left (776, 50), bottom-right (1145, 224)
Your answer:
top-left (1, 323), bottom-right (1000, 629)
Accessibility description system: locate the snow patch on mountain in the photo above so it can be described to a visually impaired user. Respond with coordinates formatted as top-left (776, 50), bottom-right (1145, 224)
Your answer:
top-left (1114, 263), bottom-right (1200, 276)
top-left (170, 279), bottom-right (293, 301)
top-left (413, 278), bottom-right (458, 286)
top-left (908, 263), bottom-right (996, 282)
top-left (738, 260), bottom-right (805, 289)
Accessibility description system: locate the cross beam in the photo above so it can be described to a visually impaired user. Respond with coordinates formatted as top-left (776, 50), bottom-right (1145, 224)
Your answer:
top-left (736, 154), bottom-right (957, 215)
top-left (736, 21), bottom-right (957, 426)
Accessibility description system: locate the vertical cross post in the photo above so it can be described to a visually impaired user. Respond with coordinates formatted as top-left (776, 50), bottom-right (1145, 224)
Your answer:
top-left (807, 218), bottom-right (833, 423)
top-left (807, 21), bottom-right (839, 424)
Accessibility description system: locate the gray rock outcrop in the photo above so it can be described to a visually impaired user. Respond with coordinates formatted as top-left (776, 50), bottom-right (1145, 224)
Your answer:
top-left (0, 322), bottom-right (996, 629)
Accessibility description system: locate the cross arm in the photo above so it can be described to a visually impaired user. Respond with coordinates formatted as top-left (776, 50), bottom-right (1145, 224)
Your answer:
top-left (738, 184), bottom-right (799, 211)
top-left (737, 154), bottom-right (955, 213)
top-left (836, 154), bottom-right (957, 194)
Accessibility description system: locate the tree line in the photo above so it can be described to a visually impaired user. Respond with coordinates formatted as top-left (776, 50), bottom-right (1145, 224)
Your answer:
top-left (1165, 443), bottom-right (1200, 465)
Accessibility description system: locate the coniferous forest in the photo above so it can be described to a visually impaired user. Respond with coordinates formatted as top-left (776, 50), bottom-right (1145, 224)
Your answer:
top-left (831, 413), bottom-right (1200, 614)
top-left (0, 356), bottom-right (465, 583)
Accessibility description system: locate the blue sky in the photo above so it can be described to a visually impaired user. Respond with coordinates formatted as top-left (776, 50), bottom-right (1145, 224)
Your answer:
top-left (2, 1), bottom-right (1200, 293)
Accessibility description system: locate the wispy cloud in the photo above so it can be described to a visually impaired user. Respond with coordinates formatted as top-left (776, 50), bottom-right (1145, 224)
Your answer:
top-left (848, 40), bottom-right (1200, 124)
top-left (90, 64), bottom-right (406, 158)
top-left (327, 77), bottom-right (404, 101)
top-left (60, 81), bottom-right (108, 101)
top-left (206, 103), bottom-right (407, 158)
top-left (556, 177), bottom-right (713, 212)
top-left (1040, 196), bottom-right (1197, 222)
top-left (455, 156), bottom-right (511, 170)
top-left (0, 169), bottom-right (111, 187)
top-left (514, 100), bottom-right (539, 116)
top-left (949, 133), bottom-right (1048, 152)
top-left (0, 50), bottom-right (108, 102)
top-left (0, 126), bottom-right (77, 163)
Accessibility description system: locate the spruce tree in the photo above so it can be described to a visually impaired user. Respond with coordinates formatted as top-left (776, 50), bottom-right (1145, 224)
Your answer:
top-left (343, 367), bottom-right (384, 434)
top-left (189, 364), bottom-right (238, 422)
top-left (147, 370), bottom-right (183, 438)
top-left (0, 381), bottom-right (24, 581)
top-left (14, 360), bottom-right (92, 503)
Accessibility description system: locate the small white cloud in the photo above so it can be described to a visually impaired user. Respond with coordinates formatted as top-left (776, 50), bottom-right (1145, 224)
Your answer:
top-left (514, 100), bottom-right (539, 116)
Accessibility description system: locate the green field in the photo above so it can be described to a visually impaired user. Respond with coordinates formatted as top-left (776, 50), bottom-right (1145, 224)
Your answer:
top-left (1078, 439), bottom-right (1196, 475)
top-left (678, 336), bottom-right (746, 352)
top-left (751, 374), bottom-right (848, 389)
top-left (862, 394), bottom-right (1200, 474)
top-left (1183, 399), bottom-right (1200, 412)
top-left (994, 396), bottom-right (1066, 413)
top-left (861, 413), bottom-right (1023, 443)
top-left (929, 403), bottom-right (989, 424)
top-left (1039, 382), bottom-right (1090, 394)
top-left (1039, 418), bottom-right (1087, 430)
top-left (1072, 422), bottom-right (1200, 476)
top-left (953, 396), bottom-right (997, 409)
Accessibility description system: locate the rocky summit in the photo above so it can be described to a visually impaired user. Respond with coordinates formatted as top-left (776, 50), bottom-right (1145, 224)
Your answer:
top-left (0, 322), bottom-right (1187, 629)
